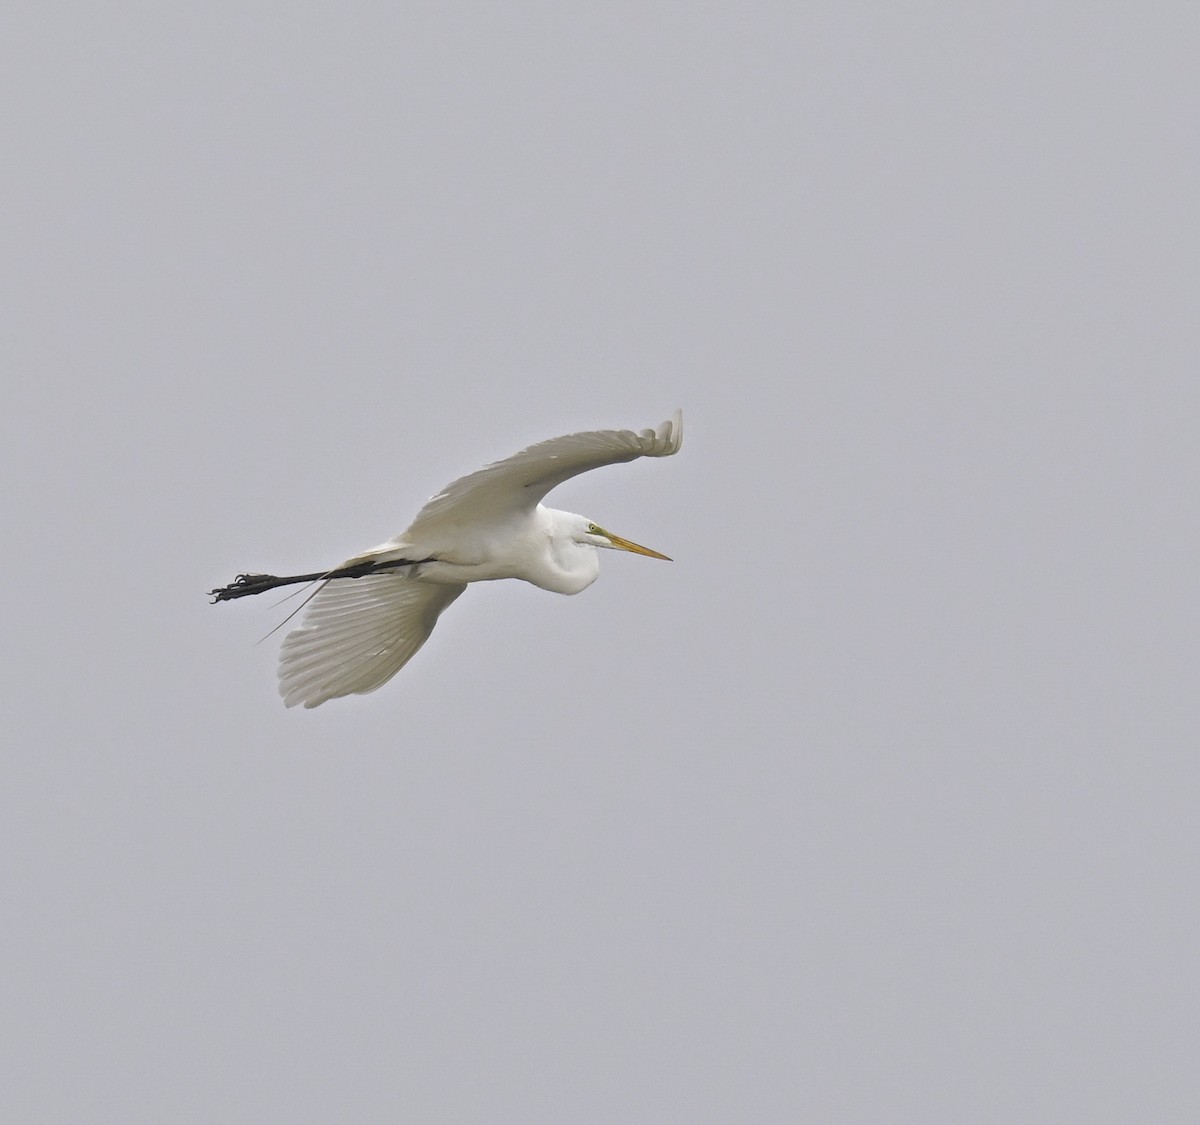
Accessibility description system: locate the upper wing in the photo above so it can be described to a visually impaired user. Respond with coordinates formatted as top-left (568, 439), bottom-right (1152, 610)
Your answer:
top-left (277, 571), bottom-right (466, 708)
top-left (403, 410), bottom-right (683, 540)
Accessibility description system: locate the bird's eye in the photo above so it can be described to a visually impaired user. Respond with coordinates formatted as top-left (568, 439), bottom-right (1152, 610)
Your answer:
top-left (587, 523), bottom-right (599, 534)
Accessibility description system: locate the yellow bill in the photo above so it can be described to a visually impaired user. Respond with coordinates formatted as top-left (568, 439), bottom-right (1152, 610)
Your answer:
top-left (605, 531), bottom-right (672, 561)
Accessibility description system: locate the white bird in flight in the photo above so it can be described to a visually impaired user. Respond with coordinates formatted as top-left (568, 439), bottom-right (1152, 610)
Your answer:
top-left (211, 410), bottom-right (683, 708)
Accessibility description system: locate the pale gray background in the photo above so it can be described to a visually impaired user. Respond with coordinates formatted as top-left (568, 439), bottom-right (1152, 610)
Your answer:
top-left (4, 4), bottom-right (1197, 1122)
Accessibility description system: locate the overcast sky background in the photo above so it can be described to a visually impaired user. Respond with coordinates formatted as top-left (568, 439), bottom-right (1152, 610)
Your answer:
top-left (4, 4), bottom-right (1198, 1122)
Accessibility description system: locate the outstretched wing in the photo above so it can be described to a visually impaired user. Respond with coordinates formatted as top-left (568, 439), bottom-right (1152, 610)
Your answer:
top-left (277, 571), bottom-right (466, 708)
top-left (403, 410), bottom-right (683, 540)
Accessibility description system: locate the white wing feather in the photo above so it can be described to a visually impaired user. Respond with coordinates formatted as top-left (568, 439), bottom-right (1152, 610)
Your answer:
top-left (402, 410), bottom-right (682, 540)
top-left (278, 572), bottom-right (466, 709)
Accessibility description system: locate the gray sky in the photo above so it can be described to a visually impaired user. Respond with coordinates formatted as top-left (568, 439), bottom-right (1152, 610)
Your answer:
top-left (4, 4), bottom-right (1198, 1122)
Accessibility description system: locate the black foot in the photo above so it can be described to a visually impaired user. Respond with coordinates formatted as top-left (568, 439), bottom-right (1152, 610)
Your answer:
top-left (209, 573), bottom-right (285, 602)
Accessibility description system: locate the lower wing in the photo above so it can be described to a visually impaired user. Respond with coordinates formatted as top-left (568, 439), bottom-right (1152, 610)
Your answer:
top-left (277, 571), bottom-right (466, 708)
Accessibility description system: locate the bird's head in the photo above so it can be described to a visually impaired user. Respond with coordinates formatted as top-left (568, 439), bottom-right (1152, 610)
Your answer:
top-left (579, 517), bottom-right (672, 561)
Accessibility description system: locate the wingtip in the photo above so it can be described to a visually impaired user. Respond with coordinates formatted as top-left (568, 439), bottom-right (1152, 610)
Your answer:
top-left (661, 408), bottom-right (682, 452)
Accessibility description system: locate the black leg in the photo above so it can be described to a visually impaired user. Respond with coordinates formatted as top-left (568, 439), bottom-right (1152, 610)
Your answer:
top-left (209, 557), bottom-right (437, 603)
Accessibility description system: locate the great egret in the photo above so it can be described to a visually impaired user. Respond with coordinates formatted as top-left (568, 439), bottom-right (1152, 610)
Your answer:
top-left (211, 410), bottom-right (683, 708)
